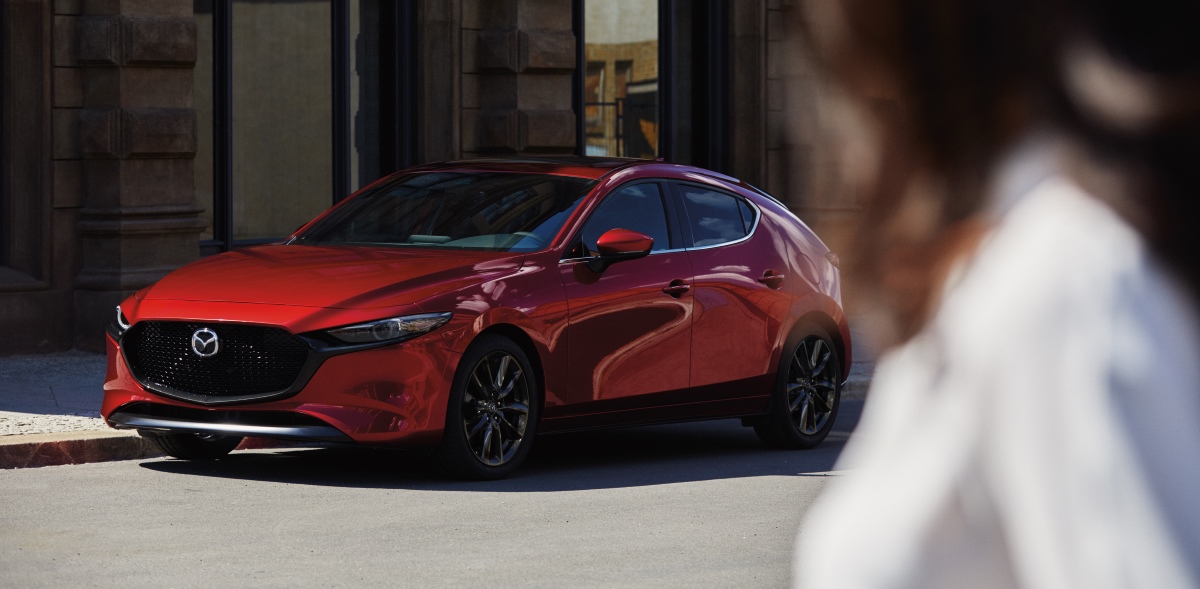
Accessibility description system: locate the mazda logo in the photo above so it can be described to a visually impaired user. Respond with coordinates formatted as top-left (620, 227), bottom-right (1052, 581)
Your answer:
top-left (190, 328), bottom-right (220, 358)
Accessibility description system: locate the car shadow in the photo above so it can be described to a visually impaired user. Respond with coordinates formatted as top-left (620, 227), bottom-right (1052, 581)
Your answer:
top-left (139, 399), bottom-right (863, 492)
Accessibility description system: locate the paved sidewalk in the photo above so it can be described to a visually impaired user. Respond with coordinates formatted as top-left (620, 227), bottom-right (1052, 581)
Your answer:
top-left (0, 350), bottom-right (108, 436)
top-left (0, 329), bottom-right (876, 469)
top-left (0, 351), bottom-right (163, 468)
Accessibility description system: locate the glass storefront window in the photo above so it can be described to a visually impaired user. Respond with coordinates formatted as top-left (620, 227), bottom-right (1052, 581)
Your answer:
top-left (584, 0), bottom-right (659, 158)
top-left (194, 0), bottom-right (396, 251)
top-left (231, 0), bottom-right (333, 240)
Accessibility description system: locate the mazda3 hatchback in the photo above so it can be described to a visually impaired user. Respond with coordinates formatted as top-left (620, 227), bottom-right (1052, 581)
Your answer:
top-left (103, 158), bottom-right (850, 479)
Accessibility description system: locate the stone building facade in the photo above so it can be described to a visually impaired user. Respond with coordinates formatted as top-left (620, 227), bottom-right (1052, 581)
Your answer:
top-left (0, 0), bottom-right (856, 355)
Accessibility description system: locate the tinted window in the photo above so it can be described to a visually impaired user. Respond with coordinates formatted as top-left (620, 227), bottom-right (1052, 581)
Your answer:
top-left (678, 186), bottom-right (752, 247)
top-left (579, 183), bottom-right (671, 255)
top-left (292, 172), bottom-right (595, 251)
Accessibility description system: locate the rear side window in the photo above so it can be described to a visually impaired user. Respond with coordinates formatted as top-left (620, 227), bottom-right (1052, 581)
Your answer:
top-left (677, 185), bottom-right (755, 247)
top-left (579, 183), bottom-right (672, 255)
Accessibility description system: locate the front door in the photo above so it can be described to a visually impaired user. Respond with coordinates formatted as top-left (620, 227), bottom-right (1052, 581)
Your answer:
top-left (557, 182), bottom-right (693, 416)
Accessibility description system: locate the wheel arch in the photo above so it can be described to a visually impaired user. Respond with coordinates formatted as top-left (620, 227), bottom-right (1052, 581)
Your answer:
top-left (472, 323), bottom-right (546, 408)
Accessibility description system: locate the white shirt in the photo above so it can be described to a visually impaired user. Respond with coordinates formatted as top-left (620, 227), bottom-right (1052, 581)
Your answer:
top-left (795, 140), bottom-right (1200, 589)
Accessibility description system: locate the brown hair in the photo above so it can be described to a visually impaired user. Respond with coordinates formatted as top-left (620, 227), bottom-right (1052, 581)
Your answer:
top-left (805, 0), bottom-right (1200, 348)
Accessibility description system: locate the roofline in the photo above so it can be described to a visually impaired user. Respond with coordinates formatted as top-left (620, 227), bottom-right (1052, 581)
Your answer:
top-left (398, 157), bottom-right (748, 187)
top-left (403, 156), bottom-right (648, 180)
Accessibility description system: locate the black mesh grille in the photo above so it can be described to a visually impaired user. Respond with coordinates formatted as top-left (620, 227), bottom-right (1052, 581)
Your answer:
top-left (122, 322), bottom-right (311, 398)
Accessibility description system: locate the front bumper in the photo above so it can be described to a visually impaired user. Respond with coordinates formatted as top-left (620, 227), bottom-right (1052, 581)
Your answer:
top-left (101, 329), bottom-right (462, 446)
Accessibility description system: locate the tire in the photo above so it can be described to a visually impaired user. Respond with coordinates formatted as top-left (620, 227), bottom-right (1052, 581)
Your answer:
top-left (439, 334), bottom-right (539, 480)
top-left (754, 328), bottom-right (842, 449)
top-left (141, 431), bottom-right (243, 460)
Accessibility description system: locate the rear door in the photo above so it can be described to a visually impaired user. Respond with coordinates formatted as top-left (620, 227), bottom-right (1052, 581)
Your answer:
top-left (671, 182), bottom-right (791, 402)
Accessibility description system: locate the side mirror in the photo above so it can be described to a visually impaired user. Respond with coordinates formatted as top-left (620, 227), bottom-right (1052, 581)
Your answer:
top-left (587, 228), bottom-right (653, 272)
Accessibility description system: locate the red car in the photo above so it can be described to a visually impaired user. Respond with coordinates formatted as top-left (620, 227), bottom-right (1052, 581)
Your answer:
top-left (102, 158), bottom-right (850, 479)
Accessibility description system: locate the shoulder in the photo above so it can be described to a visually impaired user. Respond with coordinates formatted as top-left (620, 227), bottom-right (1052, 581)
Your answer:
top-left (935, 175), bottom-right (1193, 358)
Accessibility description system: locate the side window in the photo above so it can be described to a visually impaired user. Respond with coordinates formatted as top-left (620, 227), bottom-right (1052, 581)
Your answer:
top-left (678, 185), bottom-right (754, 247)
top-left (579, 183), bottom-right (671, 255)
top-left (737, 198), bottom-right (756, 234)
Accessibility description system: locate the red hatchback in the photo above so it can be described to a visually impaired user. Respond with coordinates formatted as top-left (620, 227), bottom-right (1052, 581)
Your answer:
top-left (102, 158), bottom-right (850, 479)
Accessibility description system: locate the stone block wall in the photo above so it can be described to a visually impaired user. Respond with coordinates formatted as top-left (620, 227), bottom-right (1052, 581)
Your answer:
top-left (460, 0), bottom-right (576, 156)
top-left (72, 0), bottom-right (204, 351)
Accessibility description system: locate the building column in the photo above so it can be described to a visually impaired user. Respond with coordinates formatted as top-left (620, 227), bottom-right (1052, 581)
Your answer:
top-left (463, 0), bottom-right (577, 156)
top-left (73, 0), bottom-right (204, 351)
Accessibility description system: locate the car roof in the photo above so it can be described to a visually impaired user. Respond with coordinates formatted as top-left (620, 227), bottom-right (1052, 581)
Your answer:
top-left (398, 157), bottom-right (780, 205)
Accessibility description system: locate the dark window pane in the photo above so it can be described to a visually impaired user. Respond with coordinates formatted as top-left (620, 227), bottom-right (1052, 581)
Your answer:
top-left (680, 186), bottom-right (748, 247)
top-left (580, 183), bottom-right (670, 255)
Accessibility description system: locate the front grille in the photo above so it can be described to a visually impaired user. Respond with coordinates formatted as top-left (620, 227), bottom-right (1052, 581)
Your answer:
top-left (122, 321), bottom-right (311, 400)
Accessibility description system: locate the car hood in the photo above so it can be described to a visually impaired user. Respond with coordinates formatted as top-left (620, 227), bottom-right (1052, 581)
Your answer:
top-left (139, 245), bottom-right (525, 309)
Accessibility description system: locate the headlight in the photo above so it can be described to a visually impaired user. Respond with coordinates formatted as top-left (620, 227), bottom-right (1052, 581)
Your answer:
top-left (325, 312), bottom-right (452, 344)
top-left (115, 305), bottom-right (132, 333)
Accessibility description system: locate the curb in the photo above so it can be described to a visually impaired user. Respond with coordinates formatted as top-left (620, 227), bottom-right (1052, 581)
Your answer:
top-left (0, 430), bottom-right (297, 470)
top-left (0, 430), bottom-right (163, 470)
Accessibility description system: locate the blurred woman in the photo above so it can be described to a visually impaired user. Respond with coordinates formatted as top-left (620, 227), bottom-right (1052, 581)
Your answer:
top-left (794, 1), bottom-right (1200, 587)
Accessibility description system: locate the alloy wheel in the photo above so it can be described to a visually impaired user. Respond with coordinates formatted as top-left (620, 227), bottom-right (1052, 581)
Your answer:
top-left (787, 336), bottom-right (839, 435)
top-left (462, 351), bottom-right (531, 466)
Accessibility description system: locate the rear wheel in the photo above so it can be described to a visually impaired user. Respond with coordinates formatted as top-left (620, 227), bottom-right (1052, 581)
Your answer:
top-left (141, 431), bottom-right (243, 460)
top-left (755, 330), bottom-right (842, 449)
top-left (439, 334), bottom-right (539, 480)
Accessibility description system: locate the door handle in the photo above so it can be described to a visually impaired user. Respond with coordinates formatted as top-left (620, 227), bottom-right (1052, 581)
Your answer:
top-left (662, 279), bottom-right (691, 297)
top-left (758, 270), bottom-right (785, 289)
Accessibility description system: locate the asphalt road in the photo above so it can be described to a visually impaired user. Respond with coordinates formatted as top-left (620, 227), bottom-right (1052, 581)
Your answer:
top-left (0, 400), bottom-right (862, 588)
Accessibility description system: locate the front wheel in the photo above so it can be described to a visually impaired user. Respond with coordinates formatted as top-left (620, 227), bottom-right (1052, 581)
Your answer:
top-left (439, 334), bottom-right (539, 480)
top-left (141, 431), bottom-right (243, 460)
top-left (754, 331), bottom-right (842, 449)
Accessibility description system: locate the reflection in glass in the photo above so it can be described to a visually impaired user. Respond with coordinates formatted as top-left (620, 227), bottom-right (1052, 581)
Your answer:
top-left (680, 187), bottom-right (751, 247)
top-left (584, 0), bottom-right (658, 158)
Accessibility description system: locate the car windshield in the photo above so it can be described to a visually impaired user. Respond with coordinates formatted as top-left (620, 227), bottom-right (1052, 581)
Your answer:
top-left (291, 171), bottom-right (597, 251)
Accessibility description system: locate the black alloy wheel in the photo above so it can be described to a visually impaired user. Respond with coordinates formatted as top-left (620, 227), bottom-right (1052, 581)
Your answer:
top-left (440, 334), bottom-right (538, 480)
top-left (755, 331), bottom-right (842, 449)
